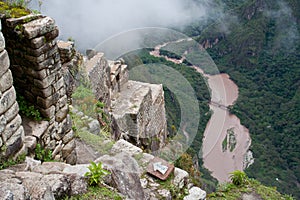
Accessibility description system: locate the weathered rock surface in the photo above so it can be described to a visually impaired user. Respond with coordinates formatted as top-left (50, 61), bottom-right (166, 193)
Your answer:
top-left (0, 160), bottom-right (88, 200)
top-left (183, 187), bottom-right (206, 200)
top-left (111, 80), bottom-right (167, 151)
top-left (96, 153), bottom-right (145, 200)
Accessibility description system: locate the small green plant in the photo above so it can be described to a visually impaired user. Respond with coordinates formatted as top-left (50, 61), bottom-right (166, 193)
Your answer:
top-left (35, 144), bottom-right (52, 162)
top-left (229, 170), bottom-right (248, 186)
top-left (84, 161), bottom-right (110, 186)
top-left (0, 153), bottom-right (26, 170)
top-left (17, 94), bottom-right (42, 121)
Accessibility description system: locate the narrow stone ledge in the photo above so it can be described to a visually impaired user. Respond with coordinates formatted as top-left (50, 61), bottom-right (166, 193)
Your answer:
top-left (23, 16), bottom-right (56, 39)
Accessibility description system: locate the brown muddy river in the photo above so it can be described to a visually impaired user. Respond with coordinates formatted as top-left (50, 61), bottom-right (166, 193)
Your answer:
top-left (151, 40), bottom-right (252, 183)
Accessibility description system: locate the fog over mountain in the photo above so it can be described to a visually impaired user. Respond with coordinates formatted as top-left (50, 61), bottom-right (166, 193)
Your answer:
top-left (29, 0), bottom-right (225, 51)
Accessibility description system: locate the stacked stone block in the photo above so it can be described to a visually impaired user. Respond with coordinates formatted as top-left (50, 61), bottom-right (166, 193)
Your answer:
top-left (0, 20), bottom-right (25, 159)
top-left (2, 15), bottom-right (76, 164)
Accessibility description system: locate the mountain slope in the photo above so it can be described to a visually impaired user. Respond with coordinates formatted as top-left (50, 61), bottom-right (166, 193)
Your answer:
top-left (185, 0), bottom-right (300, 198)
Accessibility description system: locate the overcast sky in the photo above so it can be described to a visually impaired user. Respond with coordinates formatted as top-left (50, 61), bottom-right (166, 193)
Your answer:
top-left (29, 0), bottom-right (217, 51)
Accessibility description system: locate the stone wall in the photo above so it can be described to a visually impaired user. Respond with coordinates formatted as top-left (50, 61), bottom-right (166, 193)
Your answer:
top-left (0, 20), bottom-right (25, 160)
top-left (1, 14), bottom-right (76, 164)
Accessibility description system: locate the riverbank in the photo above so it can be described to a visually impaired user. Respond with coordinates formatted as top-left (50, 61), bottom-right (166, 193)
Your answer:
top-left (150, 40), bottom-right (253, 182)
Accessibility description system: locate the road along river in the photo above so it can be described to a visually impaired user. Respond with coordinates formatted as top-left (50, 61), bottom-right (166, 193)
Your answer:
top-left (150, 40), bottom-right (253, 183)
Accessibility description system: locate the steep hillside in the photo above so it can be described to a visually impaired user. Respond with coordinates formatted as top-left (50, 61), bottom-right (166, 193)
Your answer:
top-left (187, 0), bottom-right (300, 198)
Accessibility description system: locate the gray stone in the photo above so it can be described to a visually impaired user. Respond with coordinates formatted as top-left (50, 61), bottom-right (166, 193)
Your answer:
top-left (62, 130), bottom-right (74, 144)
top-left (39, 106), bottom-right (55, 118)
top-left (30, 36), bottom-right (46, 49)
top-left (63, 164), bottom-right (90, 176)
top-left (26, 120), bottom-right (49, 139)
top-left (2, 114), bottom-right (22, 142)
top-left (23, 16), bottom-right (56, 39)
top-left (88, 119), bottom-right (100, 135)
top-left (0, 114), bottom-right (6, 134)
top-left (95, 153), bottom-right (144, 199)
top-left (0, 50), bottom-right (10, 78)
top-left (4, 103), bottom-right (19, 123)
top-left (0, 32), bottom-right (5, 52)
top-left (85, 52), bottom-right (111, 106)
top-left (56, 104), bottom-right (69, 122)
top-left (16, 171), bottom-right (43, 180)
top-left (62, 140), bottom-right (76, 158)
top-left (0, 87), bottom-right (16, 115)
top-left (111, 81), bottom-right (167, 151)
top-left (67, 173), bottom-right (88, 196)
top-left (33, 162), bottom-right (69, 174)
top-left (52, 141), bottom-right (63, 158)
top-left (24, 136), bottom-right (37, 151)
top-left (34, 72), bottom-right (56, 89)
top-left (65, 150), bottom-right (77, 165)
top-left (23, 179), bottom-right (55, 200)
top-left (5, 14), bottom-right (43, 28)
top-left (5, 126), bottom-right (24, 157)
top-left (158, 189), bottom-right (172, 200)
top-left (110, 139), bottom-right (143, 156)
top-left (61, 114), bottom-right (72, 134)
top-left (0, 69), bottom-right (13, 93)
top-left (37, 92), bottom-right (60, 108)
top-left (173, 167), bottom-right (189, 189)
top-left (183, 187), bottom-right (206, 200)
top-left (42, 174), bottom-right (70, 199)
top-left (0, 181), bottom-right (30, 200)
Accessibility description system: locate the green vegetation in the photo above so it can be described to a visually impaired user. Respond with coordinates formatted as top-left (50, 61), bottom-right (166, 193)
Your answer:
top-left (62, 186), bottom-right (123, 200)
top-left (180, 0), bottom-right (300, 198)
top-left (0, 0), bottom-right (31, 18)
top-left (175, 153), bottom-right (202, 187)
top-left (17, 94), bottom-right (42, 121)
top-left (34, 143), bottom-right (53, 162)
top-left (0, 153), bottom-right (26, 170)
top-left (84, 161), bottom-right (110, 186)
top-left (123, 49), bottom-right (218, 192)
top-left (157, 173), bottom-right (189, 200)
top-left (70, 85), bottom-right (114, 155)
top-left (229, 170), bottom-right (248, 186)
top-left (208, 171), bottom-right (294, 200)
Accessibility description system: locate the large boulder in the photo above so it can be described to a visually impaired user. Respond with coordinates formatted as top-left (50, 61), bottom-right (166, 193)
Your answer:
top-left (95, 152), bottom-right (144, 199)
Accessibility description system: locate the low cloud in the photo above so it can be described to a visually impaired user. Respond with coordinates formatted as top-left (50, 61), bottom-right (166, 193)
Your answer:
top-left (29, 0), bottom-right (226, 51)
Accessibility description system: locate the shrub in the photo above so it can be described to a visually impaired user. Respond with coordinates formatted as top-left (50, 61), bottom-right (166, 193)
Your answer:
top-left (35, 144), bottom-right (52, 162)
top-left (84, 161), bottom-right (110, 186)
top-left (229, 170), bottom-right (248, 186)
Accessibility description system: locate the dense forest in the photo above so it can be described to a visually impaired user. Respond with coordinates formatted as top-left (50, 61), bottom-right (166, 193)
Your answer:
top-left (183, 0), bottom-right (300, 198)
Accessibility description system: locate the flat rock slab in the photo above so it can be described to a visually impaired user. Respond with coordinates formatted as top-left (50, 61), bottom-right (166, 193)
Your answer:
top-left (147, 157), bottom-right (174, 180)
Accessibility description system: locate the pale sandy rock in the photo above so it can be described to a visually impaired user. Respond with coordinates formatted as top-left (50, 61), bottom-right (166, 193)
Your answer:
top-left (110, 139), bottom-right (143, 156)
top-left (183, 187), bottom-right (206, 200)
top-left (173, 167), bottom-right (189, 189)
top-left (62, 164), bottom-right (90, 176)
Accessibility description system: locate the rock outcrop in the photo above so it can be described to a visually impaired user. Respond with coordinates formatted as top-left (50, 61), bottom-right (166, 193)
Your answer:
top-left (0, 139), bottom-right (206, 200)
top-left (0, 161), bottom-right (88, 200)
top-left (84, 53), bottom-right (167, 152)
